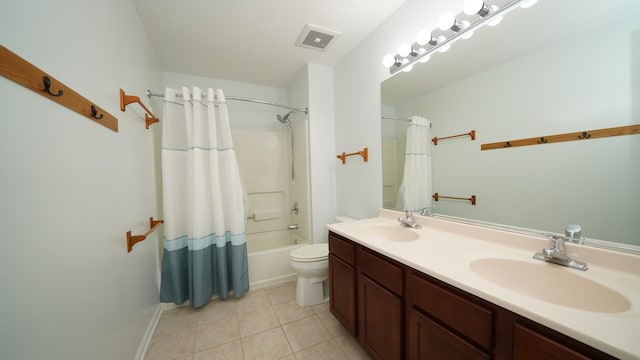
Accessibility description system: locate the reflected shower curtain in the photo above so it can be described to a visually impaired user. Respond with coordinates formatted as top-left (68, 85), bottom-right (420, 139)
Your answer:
top-left (396, 116), bottom-right (433, 212)
top-left (160, 87), bottom-right (249, 308)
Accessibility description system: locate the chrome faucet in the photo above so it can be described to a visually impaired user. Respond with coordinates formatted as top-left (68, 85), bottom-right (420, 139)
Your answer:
top-left (533, 234), bottom-right (588, 271)
top-left (398, 210), bottom-right (421, 229)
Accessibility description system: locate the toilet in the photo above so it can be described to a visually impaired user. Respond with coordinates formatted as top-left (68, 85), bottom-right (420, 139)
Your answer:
top-left (289, 243), bottom-right (329, 307)
top-left (289, 216), bottom-right (357, 307)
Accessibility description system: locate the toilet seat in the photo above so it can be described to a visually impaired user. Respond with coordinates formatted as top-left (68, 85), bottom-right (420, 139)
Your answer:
top-left (289, 243), bottom-right (328, 262)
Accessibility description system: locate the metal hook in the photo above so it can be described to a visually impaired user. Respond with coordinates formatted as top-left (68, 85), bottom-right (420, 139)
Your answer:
top-left (578, 131), bottom-right (591, 139)
top-left (537, 137), bottom-right (547, 144)
top-left (42, 76), bottom-right (63, 97)
top-left (90, 105), bottom-right (104, 119)
top-left (504, 141), bottom-right (512, 148)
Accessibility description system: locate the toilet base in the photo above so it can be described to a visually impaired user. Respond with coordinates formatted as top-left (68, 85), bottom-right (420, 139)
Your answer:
top-left (295, 276), bottom-right (329, 307)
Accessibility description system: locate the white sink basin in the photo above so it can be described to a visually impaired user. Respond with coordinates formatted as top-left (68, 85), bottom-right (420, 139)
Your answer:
top-left (469, 258), bottom-right (631, 313)
top-left (357, 224), bottom-right (420, 242)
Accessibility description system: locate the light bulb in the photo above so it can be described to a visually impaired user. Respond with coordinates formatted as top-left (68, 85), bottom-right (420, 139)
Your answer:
top-left (464, 0), bottom-right (485, 15)
top-left (418, 55), bottom-right (431, 64)
top-left (439, 44), bottom-right (451, 53)
top-left (520, 0), bottom-right (538, 8)
top-left (382, 54), bottom-right (397, 68)
top-left (487, 15), bottom-right (503, 27)
top-left (398, 43), bottom-right (412, 57)
top-left (416, 30), bottom-right (432, 46)
top-left (461, 31), bottom-right (474, 40)
top-left (403, 65), bottom-right (413, 73)
top-left (438, 12), bottom-right (457, 31)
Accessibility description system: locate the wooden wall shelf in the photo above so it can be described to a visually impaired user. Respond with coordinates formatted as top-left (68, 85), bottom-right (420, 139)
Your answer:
top-left (126, 217), bottom-right (163, 253)
top-left (481, 124), bottom-right (640, 151)
top-left (337, 147), bottom-right (368, 165)
top-left (0, 45), bottom-right (118, 132)
top-left (432, 130), bottom-right (475, 146)
top-left (432, 192), bottom-right (476, 205)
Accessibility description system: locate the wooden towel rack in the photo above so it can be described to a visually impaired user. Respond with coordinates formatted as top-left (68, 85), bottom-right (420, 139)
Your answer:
top-left (337, 147), bottom-right (368, 165)
top-left (433, 192), bottom-right (477, 205)
top-left (0, 45), bottom-right (118, 132)
top-left (119, 89), bottom-right (159, 129)
top-left (432, 130), bottom-right (475, 145)
top-left (481, 124), bottom-right (640, 151)
top-left (126, 217), bottom-right (163, 253)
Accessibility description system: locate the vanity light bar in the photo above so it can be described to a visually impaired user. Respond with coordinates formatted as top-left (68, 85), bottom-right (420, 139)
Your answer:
top-left (386, 0), bottom-right (537, 75)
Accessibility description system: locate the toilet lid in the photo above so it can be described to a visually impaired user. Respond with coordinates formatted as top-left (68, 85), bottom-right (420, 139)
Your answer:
top-left (290, 243), bottom-right (328, 262)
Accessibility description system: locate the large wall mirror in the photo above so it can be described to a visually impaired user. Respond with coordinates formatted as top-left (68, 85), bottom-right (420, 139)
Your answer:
top-left (381, 0), bottom-right (640, 248)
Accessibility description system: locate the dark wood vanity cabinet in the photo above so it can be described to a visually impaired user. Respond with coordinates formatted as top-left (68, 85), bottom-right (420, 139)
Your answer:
top-left (328, 231), bottom-right (617, 360)
top-left (328, 233), bottom-right (357, 335)
top-left (357, 247), bottom-right (404, 360)
top-left (407, 271), bottom-right (496, 359)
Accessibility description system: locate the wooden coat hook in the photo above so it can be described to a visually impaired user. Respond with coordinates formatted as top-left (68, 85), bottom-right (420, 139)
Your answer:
top-left (337, 147), bottom-right (368, 165)
top-left (119, 89), bottom-right (159, 129)
top-left (0, 45), bottom-right (118, 132)
top-left (126, 217), bottom-right (164, 253)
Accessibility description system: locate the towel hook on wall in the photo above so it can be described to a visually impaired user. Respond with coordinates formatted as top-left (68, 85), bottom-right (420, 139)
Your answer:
top-left (42, 76), bottom-right (63, 97)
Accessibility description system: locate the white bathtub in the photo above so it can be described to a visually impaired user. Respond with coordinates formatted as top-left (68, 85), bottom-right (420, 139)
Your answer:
top-left (247, 230), bottom-right (306, 289)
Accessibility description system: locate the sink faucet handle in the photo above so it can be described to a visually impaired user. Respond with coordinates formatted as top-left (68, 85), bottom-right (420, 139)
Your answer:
top-left (404, 209), bottom-right (413, 219)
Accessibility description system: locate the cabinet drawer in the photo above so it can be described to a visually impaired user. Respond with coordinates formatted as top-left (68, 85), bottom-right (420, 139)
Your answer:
top-left (408, 272), bottom-right (494, 351)
top-left (358, 247), bottom-right (403, 296)
top-left (329, 232), bottom-right (355, 265)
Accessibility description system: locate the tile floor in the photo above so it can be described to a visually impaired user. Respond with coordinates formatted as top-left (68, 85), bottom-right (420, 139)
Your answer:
top-left (145, 281), bottom-right (371, 360)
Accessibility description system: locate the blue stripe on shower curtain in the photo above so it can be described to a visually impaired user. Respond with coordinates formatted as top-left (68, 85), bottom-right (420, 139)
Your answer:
top-left (159, 87), bottom-right (249, 308)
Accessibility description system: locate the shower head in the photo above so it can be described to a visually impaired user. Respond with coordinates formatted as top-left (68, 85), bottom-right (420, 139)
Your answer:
top-left (277, 111), bottom-right (295, 125)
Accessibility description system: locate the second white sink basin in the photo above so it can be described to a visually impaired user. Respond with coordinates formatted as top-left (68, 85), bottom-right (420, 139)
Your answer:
top-left (470, 258), bottom-right (631, 313)
top-left (357, 224), bottom-right (420, 242)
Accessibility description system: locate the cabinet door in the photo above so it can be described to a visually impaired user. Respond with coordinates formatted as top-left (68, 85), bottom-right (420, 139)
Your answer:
top-left (407, 308), bottom-right (491, 360)
top-left (329, 254), bottom-right (357, 335)
top-left (359, 274), bottom-right (403, 360)
top-left (513, 323), bottom-right (593, 360)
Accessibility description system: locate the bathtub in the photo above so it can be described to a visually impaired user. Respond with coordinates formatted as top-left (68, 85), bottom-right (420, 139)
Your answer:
top-left (246, 230), bottom-right (306, 289)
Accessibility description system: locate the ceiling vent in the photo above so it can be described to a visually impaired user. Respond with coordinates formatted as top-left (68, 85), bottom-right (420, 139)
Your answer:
top-left (295, 24), bottom-right (340, 51)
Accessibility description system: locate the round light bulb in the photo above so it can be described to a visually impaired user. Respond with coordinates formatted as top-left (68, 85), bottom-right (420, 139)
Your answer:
top-left (403, 65), bottom-right (414, 73)
top-left (398, 43), bottom-right (412, 57)
top-left (416, 30), bottom-right (432, 46)
top-left (438, 12), bottom-right (456, 31)
top-left (438, 44), bottom-right (451, 53)
top-left (487, 15), bottom-right (503, 27)
top-left (382, 54), bottom-right (396, 68)
top-left (464, 0), bottom-right (485, 15)
top-left (461, 31), bottom-right (474, 40)
top-left (520, 0), bottom-right (538, 8)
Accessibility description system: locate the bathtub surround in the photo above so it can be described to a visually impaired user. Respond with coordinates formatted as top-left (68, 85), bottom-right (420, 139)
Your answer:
top-left (160, 87), bottom-right (249, 308)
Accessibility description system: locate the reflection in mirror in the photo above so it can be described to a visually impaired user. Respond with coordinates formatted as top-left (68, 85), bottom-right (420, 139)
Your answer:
top-left (381, 0), bottom-right (640, 248)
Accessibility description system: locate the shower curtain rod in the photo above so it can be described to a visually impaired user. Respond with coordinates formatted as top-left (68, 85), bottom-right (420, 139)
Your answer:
top-left (146, 90), bottom-right (308, 114)
top-left (382, 116), bottom-right (432, 128)
top-left (382, 116), bottom-right (409, 121)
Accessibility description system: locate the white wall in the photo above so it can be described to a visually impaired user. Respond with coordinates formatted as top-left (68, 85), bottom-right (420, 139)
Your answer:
top-left (0, 0), bottom-right (163, 359)
top-left (333, 0), bottom-right (465, 219)
top-left (307, 64), bottom-right (337, 242)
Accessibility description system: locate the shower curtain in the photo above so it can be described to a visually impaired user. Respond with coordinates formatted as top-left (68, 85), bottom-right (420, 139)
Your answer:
top-left (159, 87), bottom-right (249, 308)
top-left (396, 116), bottom-right (433, 212)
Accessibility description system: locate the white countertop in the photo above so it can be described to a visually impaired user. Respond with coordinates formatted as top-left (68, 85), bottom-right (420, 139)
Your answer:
top-left (326, 209), bottom-right (640, 359)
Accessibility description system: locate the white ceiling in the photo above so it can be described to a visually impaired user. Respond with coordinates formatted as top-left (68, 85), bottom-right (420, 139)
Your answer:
top-left (133, 0), bottom-right (407, 88)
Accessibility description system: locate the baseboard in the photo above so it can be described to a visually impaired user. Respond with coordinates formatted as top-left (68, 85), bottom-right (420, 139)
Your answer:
top-left (250, 273), bottom-right (297, 289)
top-left (135, 304), bottom-right (163, 360)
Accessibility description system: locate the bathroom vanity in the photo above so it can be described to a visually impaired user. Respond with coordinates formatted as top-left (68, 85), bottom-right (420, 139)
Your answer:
top-left (327, 210), bottom-right (640, 360)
